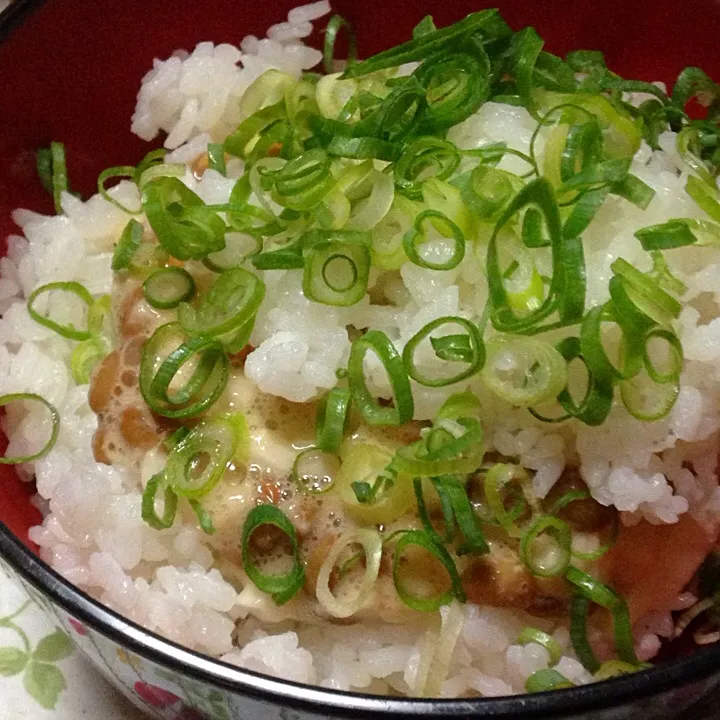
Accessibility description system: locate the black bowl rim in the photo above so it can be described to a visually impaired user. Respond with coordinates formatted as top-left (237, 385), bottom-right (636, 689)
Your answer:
top-left (2, 1), bottom-right (720, 717)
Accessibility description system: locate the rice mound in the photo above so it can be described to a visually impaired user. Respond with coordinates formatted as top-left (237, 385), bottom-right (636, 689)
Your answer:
top-left (1, 0), bottom-right (719, 697)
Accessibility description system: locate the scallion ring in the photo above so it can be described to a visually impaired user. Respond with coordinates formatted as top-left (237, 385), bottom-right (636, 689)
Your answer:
top-left (347, 330), bottom-right (414, 426)
top-left (141, 473), bottom-right (179, 530)
top-left (98, 166), bottom-right (142, 214)
top-left (142, 267), bottom-right (196, 310)
top-left (391, 529), bottom-right (466, 611)
top-left (403, 210), bottom-right (465, 271)
top-left (315, 387), bottom-right (351, 453)
top-left (292, 447), bottom-right (339, 495)
top-left (241, 505), bottom-right (305, 605)
top-left (316, 529), bottom-right (382, 618)
top-left (520, 514), bottom-right (572, 577)
top-left (403, 316), bottom-right (485, 388)
top-left (481, 337), bottom-right (568, 407)
top-left (517, 627), bottom-right (564, 666)
top-left (27, 281), bottom-right (95, 341)
top-left (0, 393), bottom-right (60, 464)
top-left (112, 219), bottom-right (144, 271)
top-left (140, 322), bottom-right (229, 419)
top-left (164, 414), bottom-right (248, 499)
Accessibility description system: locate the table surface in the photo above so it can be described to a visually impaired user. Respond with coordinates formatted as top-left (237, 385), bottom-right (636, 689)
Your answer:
top-left (0, 565), bottom-right (143, 720)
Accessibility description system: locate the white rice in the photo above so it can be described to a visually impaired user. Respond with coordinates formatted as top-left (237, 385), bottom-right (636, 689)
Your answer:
top-left (2, 0), bottom-right (720, 697)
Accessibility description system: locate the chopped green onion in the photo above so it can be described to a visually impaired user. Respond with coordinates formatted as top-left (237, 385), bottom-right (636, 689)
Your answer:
top-left (37, 141), bottom-right (70, 214)
top-left (403, 316), bottom-right (485, 388)
top-left (391, 529), bottom-right (466, 611)
top-left (142, 177), bottom-right (226, 261)
top-left (302, 230), bottom-right (371, 306)
top-left (520, 514), bottom-right (572, 577)
top-left (594, 660), bottom-right (649, 681)
top-left (204, 231), bottom-right (262, 272)
top-left (610, 257), bottom-right (682, 328)
top-left (402, 210), bottom-right (465, 271)
top-left (141, 473), bottom-right (179, 530)
top-left (433, 475), bottom-right (489, 555)
top-left (142, 267), bottom-right (196, 310)
top-left (481, 336), bottom-right (568, 407)
top-left (98, 166), bottom-right (141, 214)
top-left (323, 14), bottom-right (357, 74)
top-left (347, 330), bottom-right (414, 426)
top-left (292, 447), bottom-right (339, 495)
top-left (70, 338), bottom-right (107, 385)
top-left (566, 567), bottom-right (639, 668)
top-left (112, 219), bottom-right (144, 271)
top-left (518, 627), bottom-right (563, 666)
top-left (207, 143), bottom-right (227, 175)
top-left (241, 504), bottom-right (306, 605)
top-left (27, 281), bottom-right (95, 341)
top-left (0, 393), bottom-right (60, 464)
top-left (555, 336), bottom-right (615, 427)
top-left (525, 669), bottom-right (574, 693)
top-left (395, 137), bottom-right (460, 199)
top-left (178, 267), bottom-right (265, 341)
top-left (484, 463), bottom-right (534, 538)
top-left (316, 529), bottom-right (382, 618)
top-left (140, 322), bottom-right (229, 419)
top-left (393, 417), bottom-right (485, 477)
top-left (315, 387), bottom-right (350, 453)
top-left (338, 442), bottom-right (414, 525)
top-left (635, 219), bottom-right (698, 251)
top-left (164, 414), bottom-right (248, 499)
top-left (488, 178), bottom-right (585, 333)
top-left (414, 477), bottom-right (456, 546)
top-left (342, 10), bottom-right (510, 79)
top-left (413, 52), bottom-right (490, 132)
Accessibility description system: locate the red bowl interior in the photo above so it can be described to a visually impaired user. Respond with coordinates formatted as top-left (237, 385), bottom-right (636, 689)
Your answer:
top-left (2, 0), bottom-right (720, 547)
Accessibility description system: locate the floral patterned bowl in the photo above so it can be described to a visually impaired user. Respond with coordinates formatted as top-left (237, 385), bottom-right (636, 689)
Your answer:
top-left (2, 0), bottom-right (720, 718)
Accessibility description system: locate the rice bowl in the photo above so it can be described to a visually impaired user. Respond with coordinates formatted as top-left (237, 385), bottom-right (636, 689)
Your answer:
top-left (1, 0), bottom-right (720, 702)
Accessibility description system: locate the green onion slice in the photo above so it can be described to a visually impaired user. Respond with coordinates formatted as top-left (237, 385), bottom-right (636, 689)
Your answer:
top-left (484, 463), bottom-right (534, 538)
top-left (112, 219), bottom-right (144, 271)
top-left (27, 281), bottom-right (95, 341)
top-left (141, 473), bottom-right (179, 530)
top-left (142, 177), bottom-right (226, 261)
top-left (403, 210), bottom-right (466, 271)
top-left (0, 393), bottom-right (60, 464)
top-left (566, 566), bottom-right (639, 669)
top-left (481, 336), bottom-right (568, 407)
top-left (391, 529), bottom-right (466, 611)
top-left (302, 230), bottom-right (371, 306)
top-left (520, 514), bottom-right (572, 577)
top-left (178, 267), bottom-right (265, 340)
top-left (98, 165), bottom-right (142, 214)
top-left (140, 322), bottom-right (229, 419)
top-left (403, 316), bottom-right (485, 388)
top-left (517, 627), bottom-right (563, 666)
top-left (316, 529), bottom-right (382, 618)
top-left (555, 336), bottom-right (615, 427)
top-left (164, 414), bottom-right (248, 499)
top-left (525, 669), bottom-right (574, 693)
top-left (395, 137), bottom-right (460, 199)
top-left (323, 14), bottom-right (357, 74)
top-left (207, 143), bottom-right (227, 176)
top-left (315, 387), bottom-right (351, 453)
top-left (348, 330), bottom-right (414, 426)
top-left (241, 504), bottom-right (306, 605)
top-left (393, 417), bottom-right (485, 478)
top-left (143, 267), bottom-right (196, 310)
top-left (292, 447), bottom-right (339, 495)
